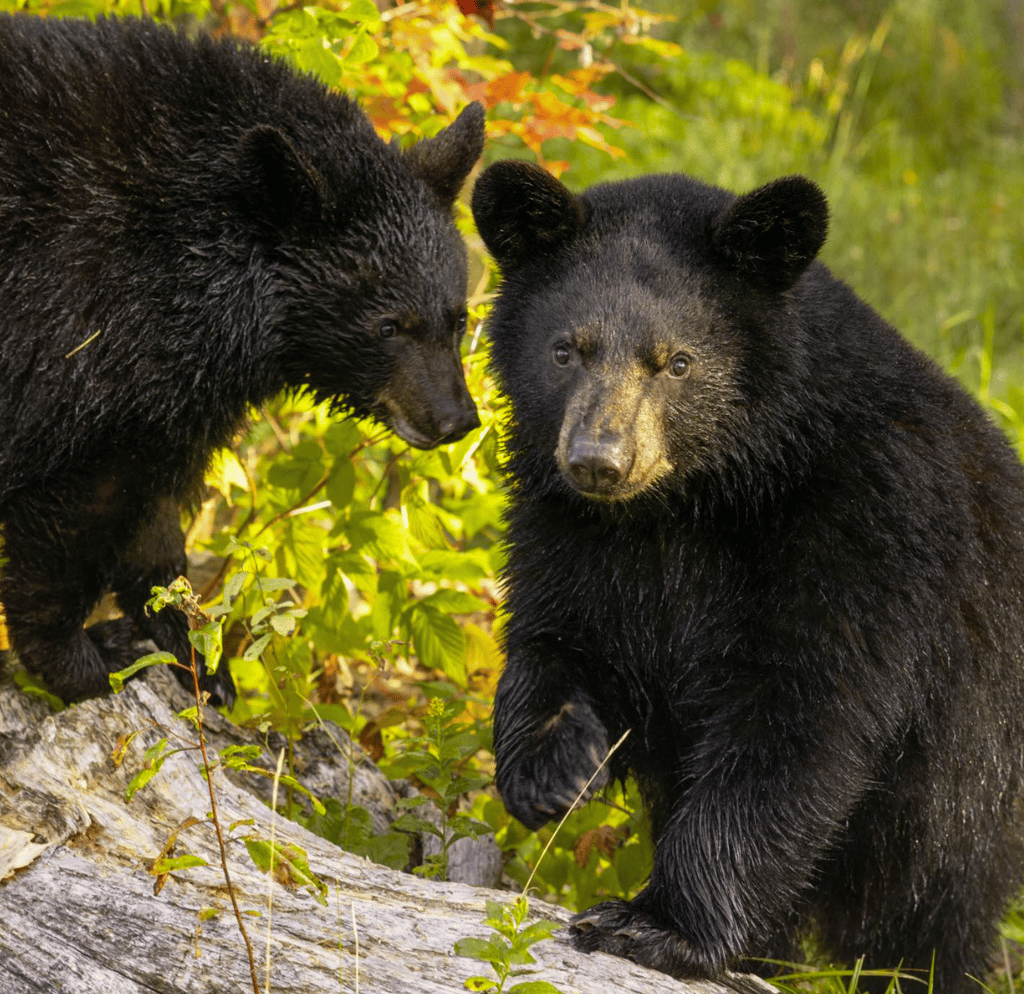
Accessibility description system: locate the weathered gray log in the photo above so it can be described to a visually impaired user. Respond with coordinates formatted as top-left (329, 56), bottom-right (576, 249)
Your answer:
top-left (0, 667), bottom-right (769, 994)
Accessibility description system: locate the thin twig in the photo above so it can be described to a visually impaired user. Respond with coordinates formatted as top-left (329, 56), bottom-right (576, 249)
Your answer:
top-left (523, 728), bottom-right (630, 896)
top-left (264, 747), bottom-right (286, 994)
top-left (190, 644), bottom-right (262, 993)
top-left (352, 901), bottom-right (360, 994)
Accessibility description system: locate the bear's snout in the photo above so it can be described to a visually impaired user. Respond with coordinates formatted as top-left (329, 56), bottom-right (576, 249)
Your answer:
top-left (565, 432), bottom-right (634, 493)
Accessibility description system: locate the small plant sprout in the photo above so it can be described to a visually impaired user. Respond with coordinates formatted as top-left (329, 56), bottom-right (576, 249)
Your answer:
top-left (387, 696), bottom-right (492, 880)
top-left (454, 730), bottom-right (630, 994)
top-left (455, 896), bottom-right (563, 994)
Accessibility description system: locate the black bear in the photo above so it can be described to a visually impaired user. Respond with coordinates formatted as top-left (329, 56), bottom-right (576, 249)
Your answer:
top-left (472, 159), bottom-right (1024, 993)
top-left (0, 15), bottom-right (485, 706)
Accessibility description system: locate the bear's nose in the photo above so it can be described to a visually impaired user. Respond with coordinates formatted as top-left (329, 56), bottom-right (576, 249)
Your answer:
top-left (567, 435), bottom-right (632, 492)
top-left (435, 405), bottom-right (481, 444)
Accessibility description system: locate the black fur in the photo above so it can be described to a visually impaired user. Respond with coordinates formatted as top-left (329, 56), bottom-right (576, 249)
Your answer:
top-left (0, 15), bottom-right (485, 705)
top-left (473, 160), bottom-right (1024, 993)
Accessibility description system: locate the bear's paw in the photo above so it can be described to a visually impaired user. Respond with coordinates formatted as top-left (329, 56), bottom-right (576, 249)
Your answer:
top-left (498, 699), bottom-right (611, 830)
top-left (571, 899), bottom-right (709, 979)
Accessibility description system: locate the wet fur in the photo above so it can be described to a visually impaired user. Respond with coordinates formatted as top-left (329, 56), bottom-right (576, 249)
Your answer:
top-left (0, 15), bottom-right (484, 704)
top-left (474, 161), bottom-right (1024, 993)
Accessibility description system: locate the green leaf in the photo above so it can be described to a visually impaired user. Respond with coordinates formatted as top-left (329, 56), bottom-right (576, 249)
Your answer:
top-left (345, 29), bottom-right (379, 66)
top-left (453, 936), bottom-right (509, 965)
top-left (419, 589), bottom-right (489, 615)
top-left (322, 420), bottom-right (363, 458)
top-left (483, 899), bottom-right (509, 921)
top-left (269, 612), bottom-right (298, 637)
top-left (109, 651), bottom-right (177, 692)
top-left (224, 570), bottom-right (249, 606)
top-left (391, 812), bottom-right (442, 837)
top-left (253, 577), bottom-right (297, 593)
top-left (359, 831), bottom-right (412, 870)
top-left (244, 839), bottom-right (328, 906)
top-left (125, 764), bottom-right (160, 801)
top-left (265, 438), bottom-right (324, 492)
top-left (406, 603), bottom-right (466, 683)
top-left (508, 983), bottom-right (563, 994)
top-left (402, 483), bottom-right (458, 550)
top-left (339, 510), bottom-right (417, 564)
top-left (371, 570), bottom-right (409, 642)
top-left (340, 0), bottom-right (382, 24)
top-left (463, 978), bottom-right (498, 993)
top-left (325, 457), bottom-right (356, 510)
top-left (251, 605), bottom-right (274, 629)
top-left (243, 633), bottom-right (273, 662)
top-left (278, 518), bottom-right (325, 591)
top-left (219, 744), bottom-right (263, 763)
top-left (418, 548), bottom-right (493, 583)
top-left (516, 920), bottom-right (563, 945)
top-left (302, 799), bottom-right (412, 870)
top-left (125, 737), bottom-right (172, 801)
top-left (152, 853), bottom-right (208, 874)
top-left (188, 621), bottom-right (223, 675)
top-left (330, 550), bottom-right (377, 598)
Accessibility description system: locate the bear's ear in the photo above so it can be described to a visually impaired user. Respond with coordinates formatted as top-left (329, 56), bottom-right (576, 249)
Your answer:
top-left (471, 160), bottom-right (588, 271)
top-left (403, 102), bottom-right (486, 205)
top-left (711, 175), bottom-right (829, 291)
top-left (237, 125), bottom-right (326, 235)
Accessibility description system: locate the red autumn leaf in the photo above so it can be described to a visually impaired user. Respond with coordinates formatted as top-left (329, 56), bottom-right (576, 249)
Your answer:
top-left (455, 0), bottom-right (495, 28)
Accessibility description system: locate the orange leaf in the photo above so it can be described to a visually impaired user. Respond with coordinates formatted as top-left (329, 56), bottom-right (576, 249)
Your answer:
top-left (485, 71), bottom-right (531, 107)
top-left (573, 825), bottom-right (624, 867)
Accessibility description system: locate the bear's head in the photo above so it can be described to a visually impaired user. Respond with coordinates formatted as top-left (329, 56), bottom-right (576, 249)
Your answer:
top-left (238, 102), bottom-right (486, 449)
top-left (472, 161), bottom-right (829, 508)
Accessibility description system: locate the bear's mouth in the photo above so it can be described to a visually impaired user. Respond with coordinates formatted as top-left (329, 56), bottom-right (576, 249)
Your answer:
top-left (560, 464), bottom-right (669, 503)
top-left (375, 399), bottom-right (478, 450)
top-left (385, 410), bottom-right (441, 450)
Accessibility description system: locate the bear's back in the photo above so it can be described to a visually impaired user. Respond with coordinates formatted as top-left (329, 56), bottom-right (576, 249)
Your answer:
top-left (0, 15), bottom-right (372, 200)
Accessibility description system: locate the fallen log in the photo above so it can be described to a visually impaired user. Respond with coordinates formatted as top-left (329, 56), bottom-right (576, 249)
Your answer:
top-left (0, 667), bottom-right (769, 994)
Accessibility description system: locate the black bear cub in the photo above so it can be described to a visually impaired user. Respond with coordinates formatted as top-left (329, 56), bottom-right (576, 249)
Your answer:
top-left (473, 160), bottom-right (1024, 993)
top-left (0, 15), bottom-right (485, 706)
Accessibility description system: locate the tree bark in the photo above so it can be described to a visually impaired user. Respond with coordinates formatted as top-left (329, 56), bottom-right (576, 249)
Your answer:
top-left (0, 667), bottom-right (768, 994)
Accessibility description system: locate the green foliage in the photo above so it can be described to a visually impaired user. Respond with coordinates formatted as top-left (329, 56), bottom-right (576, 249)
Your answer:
top-left (770, 959), bottom-right (923, 994)
top-left (303, 798), bottom-right (412, 870)
top-left (381, 695), bottom-right (493, 880)
top-left (259, 0), bottom-right (383, 88)
top-left (479, 779), bottom-right (653, 911)
top-left (244, 837), bottom-right (329, 905)
top-left (186, 366), bottom-right (506, 734)
top-left (454, 896), bottom-right (564, 994)
top-left (124, 734), bottom-right (174, 800)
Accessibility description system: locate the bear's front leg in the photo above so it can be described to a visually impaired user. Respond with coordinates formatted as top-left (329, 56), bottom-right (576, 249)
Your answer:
top-left (0, 513), bottom-right (137, 701)
top-left (568, 722), bottom-right (867, 981)
top-left (114, 497), bottom-right (236, 709)
top-left (492, 649), bottom-right (611, 830)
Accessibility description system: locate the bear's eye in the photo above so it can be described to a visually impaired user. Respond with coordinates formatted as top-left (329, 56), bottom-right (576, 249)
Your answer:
top-left (668, 353), bottom-right (691, 378)
top-left (379, 319), bottom-right (400, 339)
top-left (553, 342), bottom-right (573, 366)
top-left (455, 312), bottom-right (468, 335)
